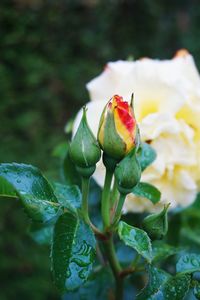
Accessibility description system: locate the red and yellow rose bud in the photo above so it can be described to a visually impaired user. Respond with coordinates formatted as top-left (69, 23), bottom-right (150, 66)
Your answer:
top-left (98, 95), bottom-right (138, 161)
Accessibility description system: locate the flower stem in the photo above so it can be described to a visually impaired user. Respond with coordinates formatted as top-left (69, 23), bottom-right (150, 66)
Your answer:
top-left (112, 193), bottom-right (126, 225)
top-left (110, 178), bottom-right (119, 207)
top-left (101, 168), bottom-right (113, 230)
top-left (81, 177), bottom-right (90, 224)
top-left (102, 235), bottom-right (123, 300)
top-left (81, 177), bottom-right (106, 239)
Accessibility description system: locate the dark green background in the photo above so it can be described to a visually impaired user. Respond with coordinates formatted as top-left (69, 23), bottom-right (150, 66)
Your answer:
top-left (0, 0), bottom-right (200, 299)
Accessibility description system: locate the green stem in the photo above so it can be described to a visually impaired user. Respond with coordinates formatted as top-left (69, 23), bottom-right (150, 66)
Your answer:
top-left (81, 177), bottom-right (90, 224)
top-left (103, 236), bottom-right (123, 300)
top-left (101, 168), bottom-right (113, 229)
top-left (110, 178), bottom-right (119, 207)
top-left (81, 177), bottom-right (106, 239)
top-left (112, 193), bottom-right (126, 225)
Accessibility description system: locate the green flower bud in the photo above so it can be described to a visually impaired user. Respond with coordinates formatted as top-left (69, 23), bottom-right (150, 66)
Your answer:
top-left (70, 108), bottom-right (101, 177)
top-left (114, 148), bottom-right (141, 195)
top-left (142, 204), bottom-right (170, 240)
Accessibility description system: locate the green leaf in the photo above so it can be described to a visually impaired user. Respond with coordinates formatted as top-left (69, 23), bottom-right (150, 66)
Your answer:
top-left (176, 254), bottom-right (200, 274)
top-left (53, 182), bottom-right (81, 213)
top-left (181, 204), bottom-right (200, 246)
top-left (28, 222), bottom-right (53, 245)
top-left (118, 221), bottom-right (152, 263)
top-left (63, 267), bottom-right (113, 300)
top-left (136, 267), bottom-right (191, 300)
top-left (162, 273), bottom-right (191, 299)
top-left (63, 145), bottom-right (81, 186)
top-left (52, 142), bottom-right (68, 159)
top-left (0, 176), bottom-right (17, 198)
top-left (132, 182), bottom-right (161, 204)
top-left (193, 280), bottom-right (200, 299)
top-left (136, 267), bottom-right (170, 299)
top-left (0, 163), bottom-right (62, 222)
top-left (51, 212), bottom-right (96, 292)
top-left (137, 142), bottom-right (156, 171)
top-left (152, 241), bottom-right (181, 263)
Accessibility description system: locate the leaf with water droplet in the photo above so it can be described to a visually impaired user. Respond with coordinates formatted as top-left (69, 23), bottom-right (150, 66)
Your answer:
top-left (193, 280), bottom-right (200, 299)
top-left (152, 241), bottom-right (182, 263)
top-left (52, 182), bottom-right (81, 214)
top-left (176, 253), bottom-right (200, 274)
top-left (118, 221), bottom-right (152, 263)
top-left (28, 222), bottom-right (53, 245)
top-left (63, 267), bottom-right (113, 300)
top-left (132, 182), bottom-right (161, 204)
top-left (0, 163), bottom-right (61, 222)
top-left (137, 142), bottom-right (156, 171)
top-left (51, 212), bottom-right (96, 292)
top-left (136, 266), bottom-right (191, 300)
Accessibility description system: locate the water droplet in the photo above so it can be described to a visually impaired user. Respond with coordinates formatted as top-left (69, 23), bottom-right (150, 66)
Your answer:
top-left (78, 269), bottom-right (87, 279)
top-left (191, 258), bottom-right (199, 267)
top-left (182, 256), bottom-right (189, 263)
top-left (71, 258), bottom-right (90, 267)
top-left (66, 268), bottom-right (71, 278)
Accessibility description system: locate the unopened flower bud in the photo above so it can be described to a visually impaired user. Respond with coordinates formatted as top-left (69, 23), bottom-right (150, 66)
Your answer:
top-left (114, 148), bottom-right (141, 195)
top-left (142, 204), bottom-right (170, 240)
top-left (98, 95), bottom-right (137, 160)
top-left (70, 108), bottom-right (101, 177)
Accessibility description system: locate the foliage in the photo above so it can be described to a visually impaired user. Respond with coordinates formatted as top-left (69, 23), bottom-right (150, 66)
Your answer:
top-left (1, 1), bottom-right (200, 299)
top-left (1, 139), bottom-right (200, 300)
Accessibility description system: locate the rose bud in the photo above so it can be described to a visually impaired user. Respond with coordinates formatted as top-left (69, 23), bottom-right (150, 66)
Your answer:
top-left (114, 148), bottom-right (141, 195)
top-left (70, 108), bottom-right (101, 178)
top-left (142, 204), bottom-right (170, 240)
top-left (98, 95), bottom-right (138, 161)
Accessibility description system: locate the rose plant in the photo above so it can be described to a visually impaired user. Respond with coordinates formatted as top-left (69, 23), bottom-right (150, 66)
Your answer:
top-left (0, 50), bottom-right (200, 300)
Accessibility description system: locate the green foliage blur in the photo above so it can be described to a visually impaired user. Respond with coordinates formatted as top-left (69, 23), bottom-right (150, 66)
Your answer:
top-left (1, 0), bottom-right (200, 299)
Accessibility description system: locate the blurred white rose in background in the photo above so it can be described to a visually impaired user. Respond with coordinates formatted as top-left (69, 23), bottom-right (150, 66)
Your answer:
top-left (73, 49), bottom-right (200, 212)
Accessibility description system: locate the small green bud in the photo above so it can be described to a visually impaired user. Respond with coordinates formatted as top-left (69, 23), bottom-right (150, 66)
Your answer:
top-left (70, 108), bottom-right (101, 177)
top-left (114, 148), bottom-right (141, 195)
top-left (142, 203), bottom-right (170, 240)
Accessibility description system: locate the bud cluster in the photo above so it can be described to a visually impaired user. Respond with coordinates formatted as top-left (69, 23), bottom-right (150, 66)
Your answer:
top-left (70, 94), bottom-right (141, 190)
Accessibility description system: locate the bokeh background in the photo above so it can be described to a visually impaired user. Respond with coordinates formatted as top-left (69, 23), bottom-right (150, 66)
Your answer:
top-left (1, 0), bottom-right (200, 299)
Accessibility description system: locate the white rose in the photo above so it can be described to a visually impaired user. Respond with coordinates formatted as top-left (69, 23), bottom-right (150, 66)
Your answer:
top-left (73, 49), bottom-right (200, 212)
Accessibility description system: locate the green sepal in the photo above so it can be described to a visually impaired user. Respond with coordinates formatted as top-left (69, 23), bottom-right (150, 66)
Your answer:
top-left (115, 148), bottom-right (141, 194)
top-left (70, 108), bottom-right (101, 168)
top-left (102, 152), bottom-right (119, 172)
top-left (98, 109), bottom-right (126, 160)
top-left (142, 204), bottom-right (170, 240)
top-left (76, 165), bottom-right (96, 178)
